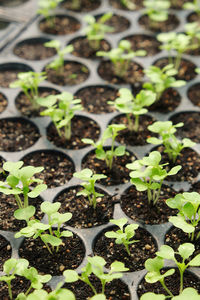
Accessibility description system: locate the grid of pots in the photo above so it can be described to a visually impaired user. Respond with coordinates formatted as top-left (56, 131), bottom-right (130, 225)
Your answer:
top-left (0, 0), bottom-right (200, 299)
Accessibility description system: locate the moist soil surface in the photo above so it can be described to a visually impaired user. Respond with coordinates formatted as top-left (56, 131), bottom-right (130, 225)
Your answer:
top-left (54, 185), bottom-right (114, 228)
top-left (98, 60), bottom-right (143, 85)
top-left (64, 276), bottom-right (131, 300)
top-left (109, 114), bottom-right (156, 146)
top-left (60, 0), bottom-right (101, 12)
top-left (154, 57), bottom-right (196, 81)
top-left (39, 15), bottom-right (80, 35)
top-left (0, 68), bottom-right (32, 88)
top-left (75, 85), bottom-right (118, 114)
top-left (13, 40), bottom-right (56, 60)
top-left (0, 92), bottom-right (7, 113)
top-left (124, 34), bottom-right (161, 56)
top-left (109, 0), bottom-right (143, 10)
top-left (0, 235), bottom-right (12, 271)
top-left (120, 185), bottom-right (177, 225)
top-left (187, 12), bottom-right (200, 23)
top-left (170, 0), bottom-right (193, 9)
top-left (137, 269), bottom-right (200, 297)
top-left (93, 226), bottom-right (157, 271)
top-left (170, 112), bottom-right (200, 143)
top-left (138, 14), bottom-right (179, 32)
top-left (22, 150), bottom-right (75, 189)
top-left (15, 87), bottom-right (59, 117)
top-left (96, 13), bottom-right (130, 33)
top-left (69, 37), bottom-right (111, 59)
top-left (82, 149), bottom-right (136, 186)
top-left (188, 83), bottom-right (200, 107)
top-left (46, 115), bottom-right (100, 150)
top-left (0, 194), bottom-right (44, 231)
top-left (45, 61), bottom-right (89, 86)
top-left (0, 118), bottom-right (40, 152)
top-left (18, 231), bottom-right (85, 275)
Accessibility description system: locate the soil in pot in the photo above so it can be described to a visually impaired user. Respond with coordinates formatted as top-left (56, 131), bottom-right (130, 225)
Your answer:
top-left (21, 150), bottom-right (75, 189)
top-left (120, 185), bottom-right (177, 225)
top-left (75, 85), bottom-right (118, 114)
top-left (93, 226), bottom-right (157, 272)
top-left (44, 61), bottom-right (89, 86)
top-left (39, 15), bottom-right (81, 35)
top-left (109, 0), bottom-right (143, 10)
top-left (60, 0), bottom-right (101, 12)
top-left (124, 34), bottom-right (161, 56)
top-left (0, 20), bottom-right (10, 30)
top-left (82, 148), bottom-right (136, 186)
top-left (170, 0), bottom-right (193, 9)
top-left (188, 83), bottom-right (200, 107)
top-left (96, 13), bottom-right (130, 33)
top-left (187, 12), bottom-right (200, 23)
top-left (18, 230), bottom-right (85, 275)
top-left (46, 115), bottom-right (100, 150)
top-left (138, 14), bottom-right (179, 32)
top-left (0, 92), bottom-right (8, 114)
top-left (0, 118), bottom-right (40, 152)
top-left (53, 185), bottom-right (114, 228)
top-left (0, 63), bottom-right (33, 88)
top-left (13, 38), bottom-right (56, 61)
top-left (0, 235), bottom-right (12, 271)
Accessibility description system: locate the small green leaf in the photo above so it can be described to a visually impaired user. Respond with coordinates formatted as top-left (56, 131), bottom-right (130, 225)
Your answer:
top-left (64, 270), bottom-right (79, 282)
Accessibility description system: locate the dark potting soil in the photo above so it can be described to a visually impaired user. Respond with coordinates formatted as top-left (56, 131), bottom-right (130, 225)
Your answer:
top-left (39, 15), bottom-right (81, 35)
top-left (64, 276), bottom-right (131, 300)
top-left (137, 269), bottom-right (200, 298)
top-left (191, 180), bottom-right (200, 194)
top-left (120, 185), bottom-right (177, 225)
top-left (61, 0), bottom-right (101, 12)
top-left (138, 14), bottom-right (179, 33)
top-left (93, 226), bottom-right (157, 272)
top-left (75, 85), bottom-right (118, 114)
top-left (96, 13), bottom-right (130, 33)
top-left (154, 57), bottom-right (196, 81)
top-left (15, 87), bottom-right (60, 117)
top-left (109, 0), bottom-right (143, 10)
top-left (0, 20), bottom-right (9, 30)
top-left (13, 41), bottom-right (56, 60)
top-left (187, 12), bottom-right (200, 23)
top-left (109, 114), bottom-right (156, 146)
top-left (0, 194), bottom-right (44, 231)
top-left (0, 235), bottom-right (12, 271)
top-left (124, 34), bottom-right (161, 56)
top-left (82, 149), bottom-right (136, 186)
top-left (46, 115), bottom-right (100, 150)
top-left (170, 0), bottom-right (193, 9)
top-left (0, 69), bottom-right (32, 88)
top-left (22, 150), bottom-right (75, 189)
top-left (188, 83), bottom-right (200, 107)
top-left (54, 185), bottom-right (114, 228)
top-left (45, 61), bottom-right (89, 86)
top-left (98, 60), bottom-right (144, 85)
top-left (0, 118), bottom-right (40, 152)
top-left (149, 88), bottom-right (181, 113)
top-left (69, 37), bottom-right (111, 59)
top-left (170, 111), bottom-right (200, 143)
top-left (18, 231), bottom-right (85, 275)
top-left (0, 92), bottom-right (8, 113)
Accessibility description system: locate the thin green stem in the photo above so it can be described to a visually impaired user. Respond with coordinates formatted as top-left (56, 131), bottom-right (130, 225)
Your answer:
top-left (24, 193), bottom-right (29, 208)
top-left (15, 194), bottom-right (23, 209)
top-left (7, 281), bottom-right (13, 300)
top-left (160, 278), bottom-right (174, 297)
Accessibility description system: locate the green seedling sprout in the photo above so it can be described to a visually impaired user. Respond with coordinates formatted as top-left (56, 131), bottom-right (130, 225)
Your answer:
top-left (105, 218), bottom-right (139, 255)
top-left (109, 88), bottom-right (156, 132)
top-left (144, 243), bottom-right (200, 296)
top-left (44, 40), bottom-right (73, 74)
top-left (37, 91), bottom-right (82, 141)
top-left (140, 288), bottom-right (200, 300)
top-left (120, 0), bottom-right (136, 10)
top-left (143, 64), bottom-right (186, 102)
top-left (143, 0), bottom-right (170, 28)
top-left (82, 124), bottom-right (126, 170)
top-left (73, 168), bottom-right (107, 209)
top-left (185, 22), bottom-right (200, 49)
top-left (0, 161), bottom-right (47, 209)
top-left (96, 39), bottom-right (146, 78)
top-left (64, 256), bottom-right (129, 296)
top-left (126, 151), bottom-right (181, 206)
top-left (183, 0), bottom-right (200, 18)
top-left (38, 0), bottom-right (62, 27)
top-left (15, 201), bottom-right (73, 255)
top-left (166, 192), bottom-right (200, 241)
top-left (10, 72), bottom-right (46, 110)
top-left (147, 121), bottom-right (195, 163)
top-left (84, 13), bottom-right (114, 50)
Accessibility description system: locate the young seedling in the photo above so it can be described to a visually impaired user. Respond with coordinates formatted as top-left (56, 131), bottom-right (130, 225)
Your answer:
top-left (140, 288), bottom-right (200, 300)
top-left (166, 192), bottom-right (200, 241)
top-left (10, 72), bottom-right (46, 110)
top-left (38, 0), bottom-right (62, 28)
top-left (109, 88), bottom-right (156, 132)
top-left (96, 39), bottom-right (146, 78)
top-left (185, 22), bottom-right (200, 49)
top-left (126, 151), bottom-right (181, 206)
top-left (143, 64), bottom-right (186, 102)
top-left (44, 40), bottom-right (73, 74)
top-left (145, 243), bottom-right (200, 296)
top-left (37, 91), bottom-right (82, 141)
top-left (0, 161), bottom-right (47, 209)
top-left (64, 256), bottom-right (129, 296)
top-left (105, 218), bottom-right (139, 255)
top-left (84, 13), bottom-right (114, 50)
top-left (82, 124), bottom-right (126, 170)
top-left (147, 121), bottom-right (195, 163)
top-left (183, 0), bottom-right (200, 19)
top-left (15, 201), bottom-right (73, 255)
top-left (143, 0), bottom-right (170, 28)
top-left (73, 168), bottom-right (107, 209)
top-left (120, 0), bottom-right (136, 10)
